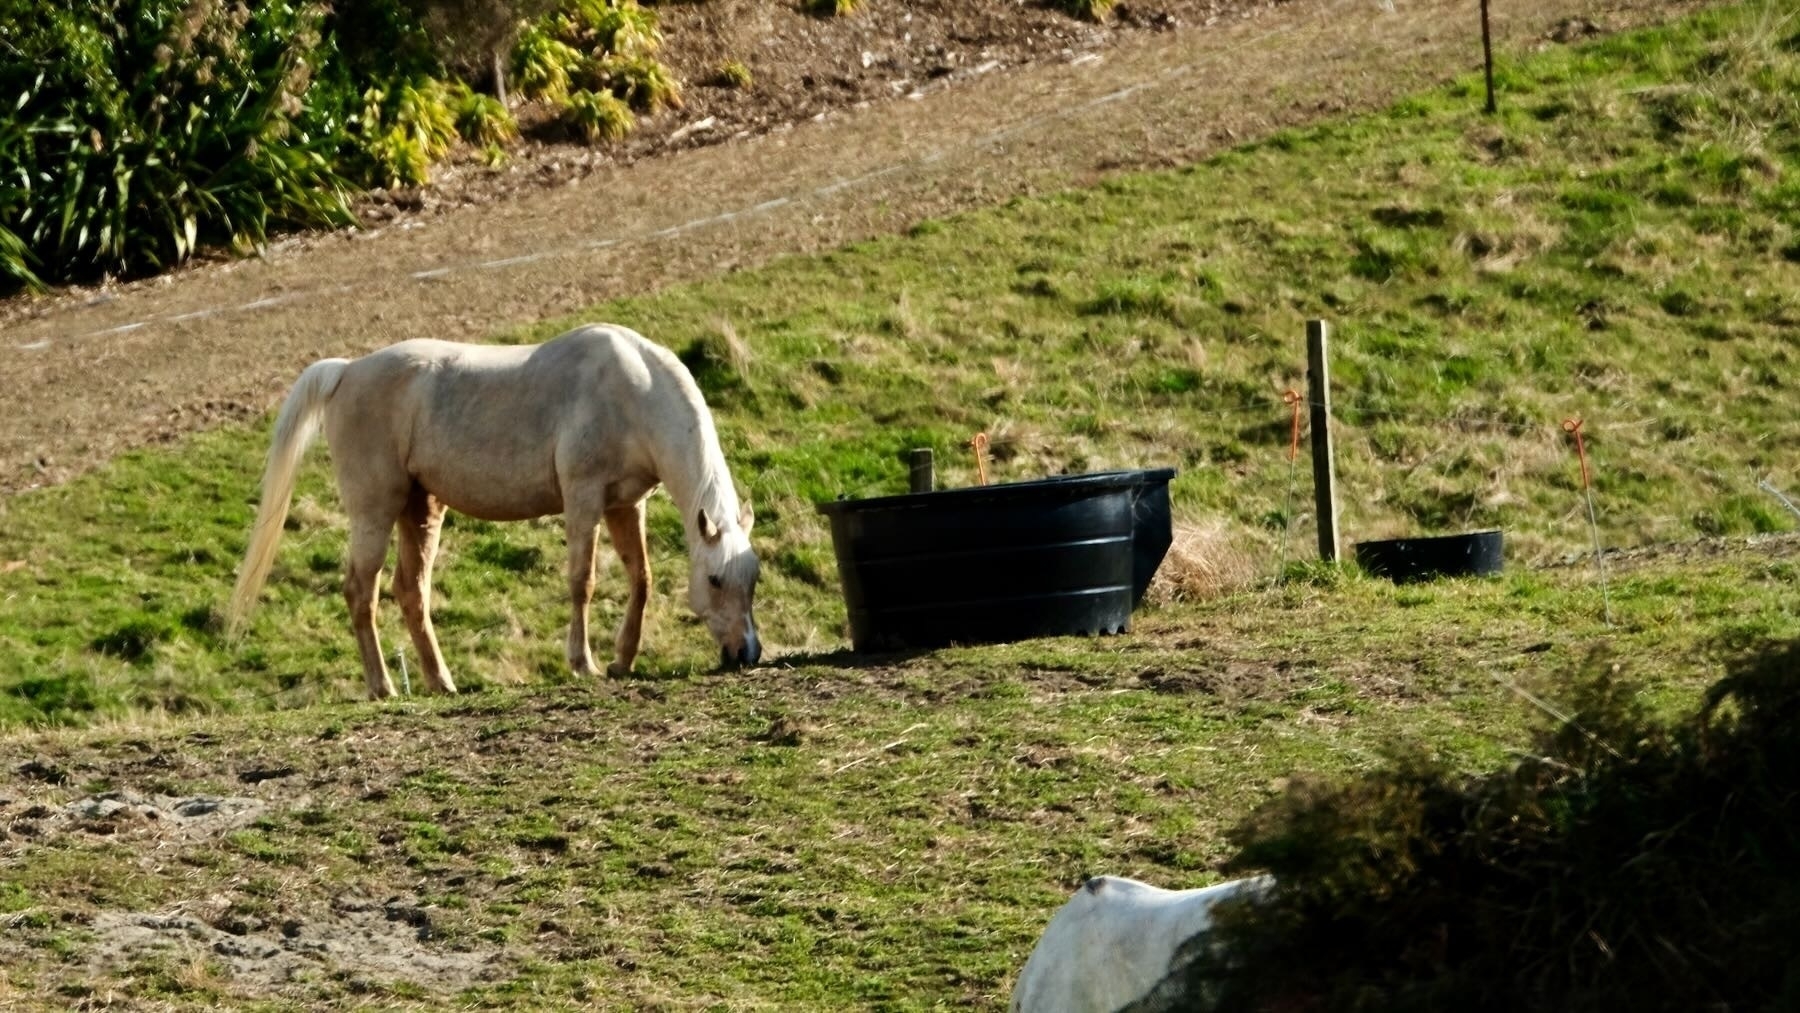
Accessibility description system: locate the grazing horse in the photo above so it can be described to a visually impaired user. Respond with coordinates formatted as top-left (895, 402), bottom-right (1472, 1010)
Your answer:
top-left (227, 322), bottom-right (761, 699)
top-left (1010, 875), bottom-right (1273, 1013)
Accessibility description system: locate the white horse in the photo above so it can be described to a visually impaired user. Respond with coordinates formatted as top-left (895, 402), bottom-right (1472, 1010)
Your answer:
top-left (227, 322), bottom-right (761, 699)
top-left (1010, 875), bottom-right (1274, 1013)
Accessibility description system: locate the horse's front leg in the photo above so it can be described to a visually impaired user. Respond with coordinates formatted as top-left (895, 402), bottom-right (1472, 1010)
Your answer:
top-left (565, 507), bottom-right (603, 678)
top-left (604, 501), bottom-right (651, 678)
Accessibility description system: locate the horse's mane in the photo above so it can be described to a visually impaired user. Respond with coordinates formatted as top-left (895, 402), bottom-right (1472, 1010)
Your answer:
top-left (636, 333), bottom-right (745, 547)
top-left (687, 443), bottom-right (741, 522)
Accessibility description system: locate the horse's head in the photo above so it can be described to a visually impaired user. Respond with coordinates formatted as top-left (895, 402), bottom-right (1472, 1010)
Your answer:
top-left (689, 502), bottom-right (761, 668)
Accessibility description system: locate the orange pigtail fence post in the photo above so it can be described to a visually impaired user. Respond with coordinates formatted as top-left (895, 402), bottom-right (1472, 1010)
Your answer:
top-left (969, 432), bottom-right (990, 487)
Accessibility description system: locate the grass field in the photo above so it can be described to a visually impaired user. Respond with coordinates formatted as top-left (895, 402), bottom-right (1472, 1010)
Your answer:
top-left (0, 0), bottom-right (1795, 729)
top-left (0, 2), bottom-right (1797, 1008)
top-left (0, 541), bottom-right (1794, 1009)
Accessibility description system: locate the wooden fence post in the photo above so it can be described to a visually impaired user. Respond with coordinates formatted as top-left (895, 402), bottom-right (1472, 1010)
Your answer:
top-left (1480, 0), bottom-right (1497, 114)
top-left (1306, 320), bottom-right (1342, 563)
top-left (909, 448), bottom-right (935, 494)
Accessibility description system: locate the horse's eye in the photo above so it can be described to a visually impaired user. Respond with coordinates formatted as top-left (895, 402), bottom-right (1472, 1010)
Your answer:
top-left (708, 574), bottom-right (723, 589)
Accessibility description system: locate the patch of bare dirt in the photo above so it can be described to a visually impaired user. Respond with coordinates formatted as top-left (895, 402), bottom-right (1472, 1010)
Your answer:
top-left (88, 893), bottom-right (507, 996)
top-left (1, 786), bottom-right (508, 997)
top-left (4, 791), bottom-right (268, 845)
top-left (1541, 530), bottom-right (1800, 573)
top-left (0, 0), bottom-right (1710, 499)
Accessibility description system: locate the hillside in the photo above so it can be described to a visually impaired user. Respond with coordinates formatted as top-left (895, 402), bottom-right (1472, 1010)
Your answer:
top-left (1, 0), bottom-right (1794, 726)
top-left (1, 1), bottom-right (1797, 1009)
top-left (0, 0), bottom-right (1706, 496)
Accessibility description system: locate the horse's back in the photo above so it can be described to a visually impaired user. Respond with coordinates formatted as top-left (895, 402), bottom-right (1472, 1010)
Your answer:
top-left (322, 325), bottom-right (680, 521)
top-left (342, 324), bottom-right (673, 397)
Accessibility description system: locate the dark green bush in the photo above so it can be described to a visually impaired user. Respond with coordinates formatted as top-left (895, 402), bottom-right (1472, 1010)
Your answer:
top-left (0, 0), bottom-right (687, 288)
top-left (0, 0), bottom-right (358, 290)
top-left (1185, 640), bottom-right (1800, 1013)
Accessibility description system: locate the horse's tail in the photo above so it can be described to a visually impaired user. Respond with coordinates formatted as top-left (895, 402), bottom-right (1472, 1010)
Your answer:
top-left (227, 358), bottom-right (350, 638)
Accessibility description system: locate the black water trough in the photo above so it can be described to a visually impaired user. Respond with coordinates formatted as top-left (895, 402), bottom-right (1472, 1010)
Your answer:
top-left (818, 468), bottom-right (1176, 653)
top-left (1355, 529), bottom-right (1504, 584)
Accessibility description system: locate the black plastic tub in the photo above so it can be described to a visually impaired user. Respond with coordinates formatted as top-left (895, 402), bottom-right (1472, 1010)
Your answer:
top-left (817, 468), bottom-right (1176, 653)
top-left (1355, 529), bottom-right (1504, 584)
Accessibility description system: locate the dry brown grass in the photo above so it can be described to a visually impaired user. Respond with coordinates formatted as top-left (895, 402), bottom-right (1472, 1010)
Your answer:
top-left (1146, 518), bottom-right (1262, 604)
top-left (709, 316), bottom-right (753, 378)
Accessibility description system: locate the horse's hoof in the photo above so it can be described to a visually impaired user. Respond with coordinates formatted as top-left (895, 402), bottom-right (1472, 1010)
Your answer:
top-left (605, 661), bottom-right (633, 679)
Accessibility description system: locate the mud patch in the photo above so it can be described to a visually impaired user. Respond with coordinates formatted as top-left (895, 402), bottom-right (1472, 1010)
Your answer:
top-left (4, 791), bottom-right (268, 845)
top-left (88, 893), bottom-right (507, 995)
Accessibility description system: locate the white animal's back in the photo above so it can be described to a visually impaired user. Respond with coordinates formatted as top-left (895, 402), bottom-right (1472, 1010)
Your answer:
top-left (1010, 875), bottom-right (1272, 1013)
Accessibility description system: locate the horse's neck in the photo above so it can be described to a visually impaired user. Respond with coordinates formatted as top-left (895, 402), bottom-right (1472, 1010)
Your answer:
top-left (643, 396), bottom-right (737, 536)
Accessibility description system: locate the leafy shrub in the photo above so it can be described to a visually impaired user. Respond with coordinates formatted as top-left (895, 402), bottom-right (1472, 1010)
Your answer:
top-left (0, 221), bottom-right (37, 292)
top-left (392, 79), bottom-right (461, 161)
top-left (351, 73), bottom-right (492, 188)
top-left (511, 22), bottom-right (584, 104)
top-left (350, 87), bottom-right (412, 188)
top-left (1186, 640), bottom-right (1800, 1013)
top-left (594, 54), bottom-right (683, 113)
top-left (520, 0), bottom-right (677, 115)
top-left (562, 89), bottom-right (633, 144)
top-left (452, 84), bottom-right (519, 146)
top-left (562, 0), bottom-right (662, 58)
top-left (362, 123), bottom-right (433, 189)
top-left (323, 0), bottom-right (445, 85)
top-left (0, 0), bottom-right (356, 290)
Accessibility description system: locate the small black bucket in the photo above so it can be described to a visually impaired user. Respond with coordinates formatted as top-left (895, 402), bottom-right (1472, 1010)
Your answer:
top-left (1355, 529), bottom-right (1504, 584)
top-left (818, 468), bottom-right (1176, 652)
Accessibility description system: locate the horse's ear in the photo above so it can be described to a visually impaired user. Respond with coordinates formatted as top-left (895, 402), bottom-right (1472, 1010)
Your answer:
top-left (697, 508), bottom-right (722, 544)
top-left (738, 500), bottom-right (754, 533)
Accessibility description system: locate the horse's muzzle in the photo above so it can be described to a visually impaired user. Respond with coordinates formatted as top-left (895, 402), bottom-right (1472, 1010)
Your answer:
top-left (720, 630), bottom-right (762, 669)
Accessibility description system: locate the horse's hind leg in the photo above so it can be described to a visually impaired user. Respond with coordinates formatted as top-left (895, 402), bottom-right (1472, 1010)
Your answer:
top-left (565, 501), bottom-right (603, 678)
top-left (394, 487), bottom-right (456, 694)
top-left (345, 515), bottom-right (400, 700)
top-left (604, 501), bottom-right (651, 678)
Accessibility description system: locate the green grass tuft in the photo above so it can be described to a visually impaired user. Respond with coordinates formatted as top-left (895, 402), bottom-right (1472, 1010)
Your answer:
top-left (712, 58), bottom-right (754, 90)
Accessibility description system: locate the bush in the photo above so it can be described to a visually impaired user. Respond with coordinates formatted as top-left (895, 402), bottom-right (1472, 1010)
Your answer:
top-left (452, 84), bottom-right (519, 146)
top-left (0, 0), bottom-right (356, 290)
top-left (1186, 640), bottom-right (1800, 1013)
top-left (561, 0), bottom-right (662, 58)
top-left (562, 89), bottom-right (633, 144)
top-left (511, 21), bottom-right (584, 104)
top-left (592, 54), bottom-right (683, 113)
top-left (348, 77), bottom-right (471, 187)
top-left (393, 79), bottom-right (461, 161)
top-left (519, 0), bottom-right (677, 114)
